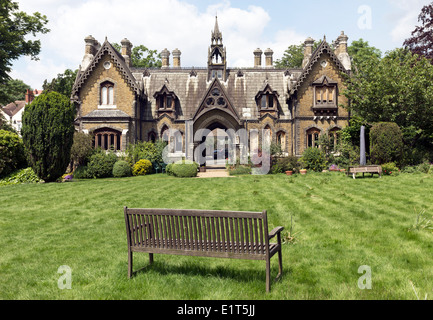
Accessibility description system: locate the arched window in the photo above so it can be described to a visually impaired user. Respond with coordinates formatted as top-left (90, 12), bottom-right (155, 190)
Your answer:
top-left (307, 128), bottom-right (321, 148)
top-left (277, 131), bottom-right (286, 151)
top-left (148, 131), bottom-right (157, 143)
top-left (100, 81), bottom-right (114, 105)
top-left (328, 128), bottom-right (341, 150)
top-left (93, 128), bottom-right (121, 151)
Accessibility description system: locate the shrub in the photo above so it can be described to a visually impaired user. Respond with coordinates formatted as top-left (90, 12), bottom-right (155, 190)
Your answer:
top-left (228, 165), bottom-right (251, 176)
top-left (0, 167), bottom-right (42, 186)
top-left (132, 159), bottom-right (152, 176)
top-left (0, 129), bottom-right (26, 177)
top-left (113, 160), bottom-right (132, 178)
top-left (21, 92), bottom-right (76, 182)
top-left (381, 162), bottom-right (400, 176)
top-left (70, 131), bottom-right (94, 167)
top-left (370, 122), bottom-right (403, 165)
top-left (86, 151), bottom-right (118, 178)
top-left (73, 166), bottom-right (91, 179)
top-left (279, 155), bottom-right (300, 173)
top-left (417, 161), bottom-right (431, 174)
top-left (166, 163), bottom-right (174, 176)
top-left (126, 140), bottom-right (166, 170)
top-left (300, 147), bottom-right (327, 172)
top-left (171, 160), bottom-right (198, 178)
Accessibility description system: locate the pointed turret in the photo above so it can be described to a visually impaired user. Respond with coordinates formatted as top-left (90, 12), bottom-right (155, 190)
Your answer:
top-left (211, 15), bottom-right (223, 45)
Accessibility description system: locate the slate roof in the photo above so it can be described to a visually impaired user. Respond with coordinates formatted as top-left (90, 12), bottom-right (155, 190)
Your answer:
top-left (1, 101), bottom-right (26, 117)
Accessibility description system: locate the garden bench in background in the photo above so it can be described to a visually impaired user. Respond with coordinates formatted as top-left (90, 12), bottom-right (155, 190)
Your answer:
top-left (124, 207), bottom-right (284, 292)
top-left (347, 165), bottom-right (382, 179)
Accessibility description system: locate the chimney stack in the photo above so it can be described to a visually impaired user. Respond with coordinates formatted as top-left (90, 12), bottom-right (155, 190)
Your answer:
top-left (254, 48), bottom-right (263, 68)
top-left (172, 48), bottom-right (181, 68)
top-left (264, 48), bottom-right (274, 68)
top-left (121, 38), bottom-right (133, 67)
top-left (161, 48), bottom-right (170, 68)
top-left (81, 35), bottom-right (97, 70)
top-left (25, 89), bottom-right (34, 104)
top-left (302, 37), bottom-right (314, 69)
top-left (334, 31), bottom-right (351, 71)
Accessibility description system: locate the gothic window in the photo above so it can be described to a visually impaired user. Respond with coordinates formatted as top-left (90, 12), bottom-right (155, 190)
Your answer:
top-left (312, 76), bottom-right (338, 109)
top-left (148, 131), bottom-right (156, 143)
top-left (307, 128), bottom-right (321, 148)
top-left (259, 94), bottom-right (274, 109)
top-left (277, 131), bottom-right (286, 151)
top-left (93, 128), bottom-right (121, 151)
top-left (205, 87), bottom-right (226, 108)
top-left (157, 93), bottom-right (174, 110)
top-left (256, 84), bottom-right (278, 111)
top-left (100, 81), bottom-right (114, 105)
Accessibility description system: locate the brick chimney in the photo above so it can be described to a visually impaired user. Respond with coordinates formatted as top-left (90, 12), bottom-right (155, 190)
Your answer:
top-left (172, 48), bottom-right (181, 68)
top-left (25, 89), bottom-right (34, 104)
top-left (161, 48), bottom-right (170, 68)
top-left (81, 35), bottom-right (97, 71)
top-left (302, 37), bottom-right (314, 68)
top-left (254, 48), bottom-right (263, 68)
top-left (121, 38), bottom-right (133, 67)
top-left (264, 48), bottom-right (274, 68)
top-left (334, 31), bottom-right (351, 71)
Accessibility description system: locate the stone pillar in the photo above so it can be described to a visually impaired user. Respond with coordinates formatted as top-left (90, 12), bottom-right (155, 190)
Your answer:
top-left (161, 48), bottom-right (170, 68)
top-left (81, 35), bottom-right (97, 71)
top-left (254, 48), bottom-right (263, 68)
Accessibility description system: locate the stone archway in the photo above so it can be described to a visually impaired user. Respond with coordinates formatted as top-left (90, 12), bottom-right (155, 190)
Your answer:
top-left (193, 108), bottom-right (242, 166)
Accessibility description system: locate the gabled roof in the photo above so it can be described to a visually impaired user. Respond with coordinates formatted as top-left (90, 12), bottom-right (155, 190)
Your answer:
top-left (1, 101), bottom-right (26, 117)
top-left (255, 82), bottom-right (280, 100)
top-left (71, 38), bottom-right (141, 99)
top-left (193, 77), bottom-right (240, 121)
top-left (291, 40), bottom-right (350, 94)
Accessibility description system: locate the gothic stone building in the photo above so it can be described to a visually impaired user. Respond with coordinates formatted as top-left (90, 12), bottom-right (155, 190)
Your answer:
top-left (71, 18), bottom-right (352, 160)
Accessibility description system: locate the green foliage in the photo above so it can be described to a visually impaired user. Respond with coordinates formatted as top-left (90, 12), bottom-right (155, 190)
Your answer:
top-left (70, 131), bottom-right (94, 167)
top-left (275, 40), bottom-right (320, 68)
top-left (86, 151), bottom-right (118, 178)
top-left (21, 92), bottom-right (76, 182)
top-left (417, 161), bottom-right (432, 174)
top-left (381, 162), bottom-right (400, 176)
top-left (0, 78), bottom-right (31, 105)
top-left (300, 147), bottom-right (327, 172)
top-left (0, 129), bottom-right (26, 177)
top-left (171, 160), bottom-right (198, 178)
top-left (73, 166), bottom-right (91, 179)
top-left (0, 0), bottom-right (50, 86)
top-left (343, 48), bottom-right (433, 162)
top-left (112, 160), bottom-right (132, 178)
top-left (0, 167), bottom-right (42, 186)
top-left (228, 165), bottom-right (251, 176)
top-left (112, 43), bottom-right (162, 68)
top-left (126, 140), bottom-right (165, 169)
top-left (271, 156), bottom-right (300, 174)
top-left (0, 112), bottom-right (16, 133)
top-left (132, 159), bottom-right (152, 176)
top-left (42, 69), bottom-right (78, 98)
top-left (370, 122), bottom-right (404, 165)
top-left (347, 38), bottom-right (382, 71)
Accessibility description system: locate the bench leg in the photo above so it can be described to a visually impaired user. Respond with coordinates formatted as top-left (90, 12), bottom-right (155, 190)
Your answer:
top-left (277, 248), bottom-right (283, 281)
top-left (266, 258), bottom-right (271, 293)
top-left (149, 253), bottom-right (154, 265)
top-left (127, 250), bottom-right (133, 278)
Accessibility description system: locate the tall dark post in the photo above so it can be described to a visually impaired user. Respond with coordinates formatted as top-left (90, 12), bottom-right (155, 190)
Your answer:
top-left (360, 125), bottom-right (366, 166)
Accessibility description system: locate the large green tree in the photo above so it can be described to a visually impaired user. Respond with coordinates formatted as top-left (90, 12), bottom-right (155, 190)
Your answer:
top-left (275, 40), bottom-right (320, 69)
top-left (0, 0), bottom-right (49, 85)
top-left (0, 78), bottom-right (31, 105)
top-left (342, 48), bottom-right (433, 163)
top-left (42, 69), bottom-right (78, 98)
top-left (21, 92), bottom-right (76, 182)
top-left (112, 43), bottom-right (162, 68)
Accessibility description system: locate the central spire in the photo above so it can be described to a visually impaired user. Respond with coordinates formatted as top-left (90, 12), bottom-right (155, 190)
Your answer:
top-left (211, 15), bottom-right (222, 45)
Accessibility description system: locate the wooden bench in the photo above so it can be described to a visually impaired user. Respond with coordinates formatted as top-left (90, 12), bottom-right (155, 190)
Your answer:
top-left (124, 207), bottom-right (284, 292)
top-left (347, 165), bottom-right (382, 179)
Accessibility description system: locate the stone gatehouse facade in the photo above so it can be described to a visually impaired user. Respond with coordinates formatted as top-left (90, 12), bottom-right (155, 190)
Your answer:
top-left (71, 17), bottom-right (351, 160)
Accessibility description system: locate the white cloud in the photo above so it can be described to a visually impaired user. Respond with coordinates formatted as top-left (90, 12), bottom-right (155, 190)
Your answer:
top-left (389, 0), bottom-right (428, 43)
top-left (13, 0), bottom-right (307, 88)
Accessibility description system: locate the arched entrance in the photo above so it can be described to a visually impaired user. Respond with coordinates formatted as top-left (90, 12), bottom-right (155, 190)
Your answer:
top-left (193, 108), bottom-right (242, 166)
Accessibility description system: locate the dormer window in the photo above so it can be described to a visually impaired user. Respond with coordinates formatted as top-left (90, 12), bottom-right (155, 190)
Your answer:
top-left (256, 83), bottom-right (278, 112)
top-left (312, 76), bottom-right (338, 110)
top-left (159, 94), bottom-right (174, 110)
top-left (154, 85), bottom-right (177, 114)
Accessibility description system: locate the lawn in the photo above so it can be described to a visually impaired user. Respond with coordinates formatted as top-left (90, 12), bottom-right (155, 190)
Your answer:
top-left (0, 172), bottom-right (432, 300)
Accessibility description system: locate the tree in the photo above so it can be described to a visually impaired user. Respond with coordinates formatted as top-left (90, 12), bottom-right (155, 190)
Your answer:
top-left (70, 131), bottom-right (93, 167)
top-left (21, 92), bottom-right (76, 182)
top-left (0, 129), bottom-right (26, 177)
top-left (0, 78), bottom-right (31, 105)
top-left (370, 122), bottom-right (404, 165)
top-left (112, 43), bottom-right (162, 68)
top-left (275, 40), bottom-right (320, 68)
top-left (347, 39), bottom-right (382, 71)
top-left (0, 0), bottom-right (49, 85)
top-left (403, 2), bottom-right (433, 62)
top-left (42, 69), bottom-right (78, 98)
top-left (342, 48), bottom-right (433, 163)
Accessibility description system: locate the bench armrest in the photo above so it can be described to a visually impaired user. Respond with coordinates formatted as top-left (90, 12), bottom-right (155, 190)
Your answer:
top-left (269, 226), bottom-right (284, 240)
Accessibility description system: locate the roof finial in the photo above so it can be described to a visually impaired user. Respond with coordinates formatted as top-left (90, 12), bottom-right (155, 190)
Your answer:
top-left (211, 15), bottom-right (222, 44)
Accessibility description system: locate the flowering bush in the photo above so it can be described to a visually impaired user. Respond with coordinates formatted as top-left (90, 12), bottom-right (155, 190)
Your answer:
top-left (132, 159), bottom-right (152, 176)
top-left (381, 162), bottom-right (400, 176)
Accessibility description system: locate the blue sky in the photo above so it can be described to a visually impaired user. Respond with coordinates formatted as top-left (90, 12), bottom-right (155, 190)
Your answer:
top-left (10, 0), bottom-right (431, 90)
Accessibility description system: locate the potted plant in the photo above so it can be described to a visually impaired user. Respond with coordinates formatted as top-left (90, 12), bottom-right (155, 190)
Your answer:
top-left (300, 168), bottom-right (307, 175)
top-left (285, 170), bottom-right (293, 176)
